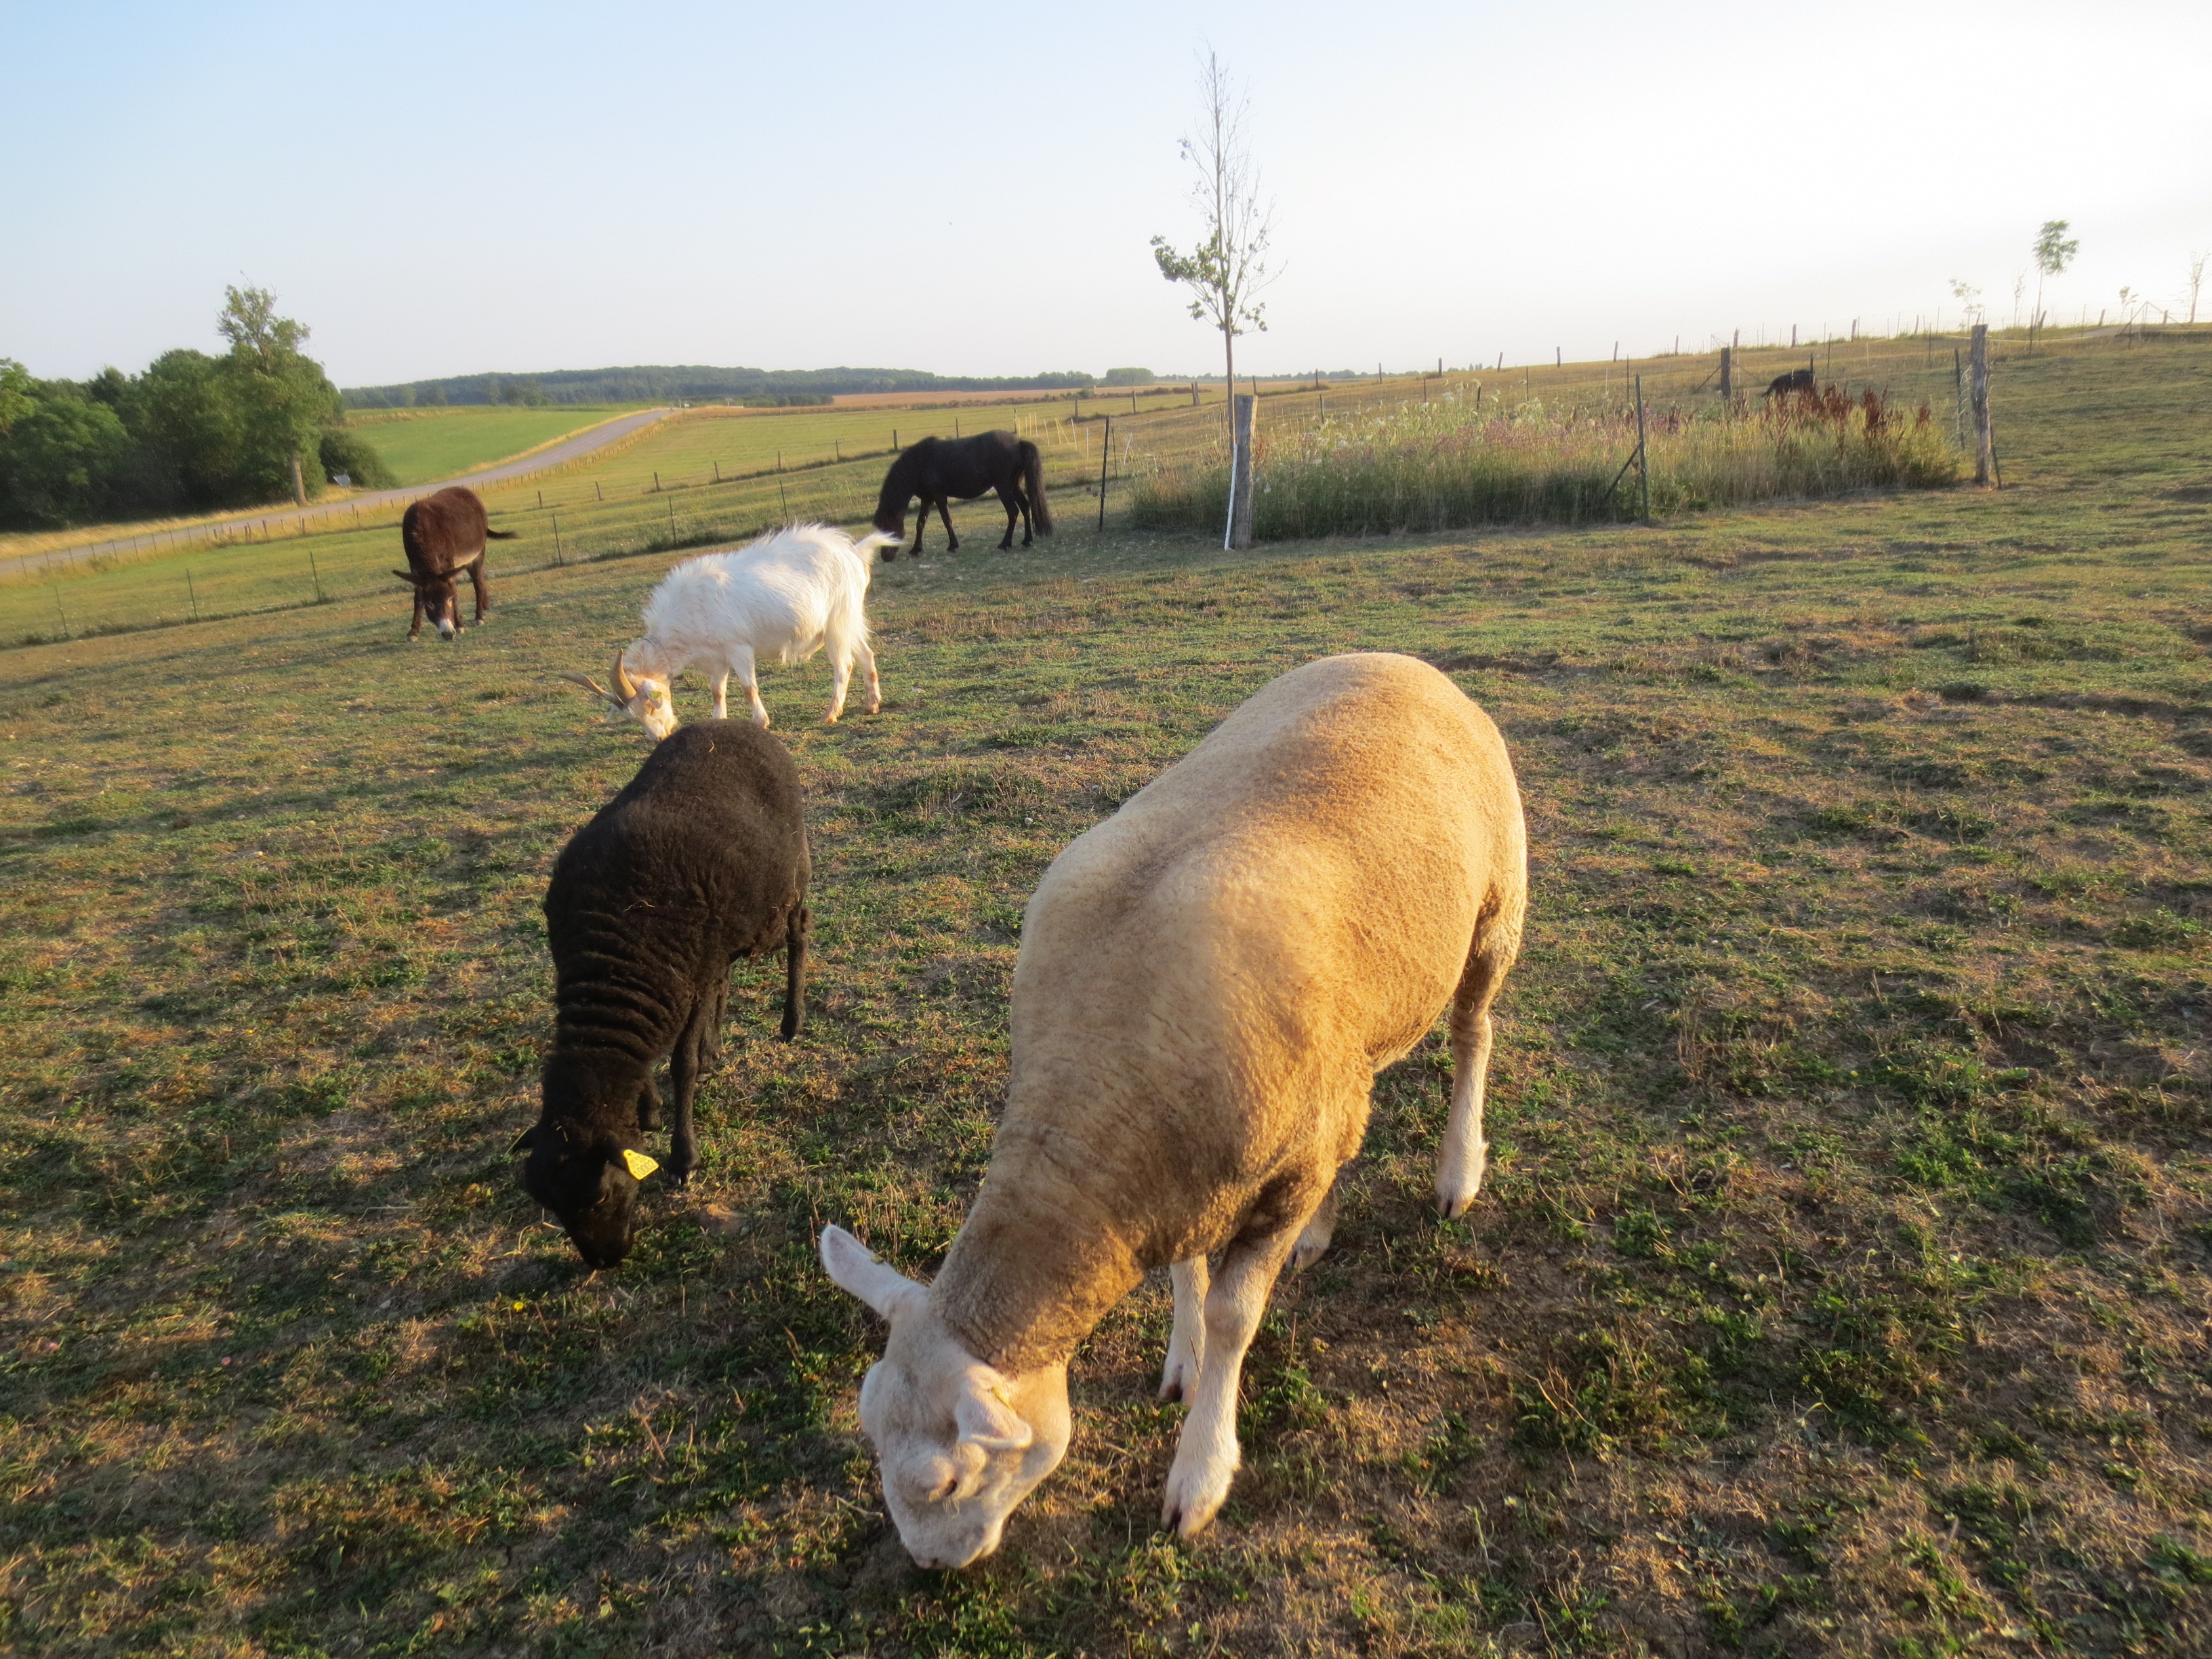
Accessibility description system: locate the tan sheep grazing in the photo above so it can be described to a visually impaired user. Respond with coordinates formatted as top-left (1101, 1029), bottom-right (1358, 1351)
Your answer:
top-left (819, 652), bottom-right (1527, 1566)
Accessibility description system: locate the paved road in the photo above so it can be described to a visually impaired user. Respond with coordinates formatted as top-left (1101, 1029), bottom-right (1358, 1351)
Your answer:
top-left (4, 407), bottom-right (676, 580)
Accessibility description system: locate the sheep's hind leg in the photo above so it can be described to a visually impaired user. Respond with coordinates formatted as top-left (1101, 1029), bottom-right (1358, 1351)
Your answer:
top-left (1437, 939), bottom-right (1511, 1218)
top-left (1162, 1218), bottom-right (1303, 1539)
top-left (1159, 1255), bottom-right (1209, 1401)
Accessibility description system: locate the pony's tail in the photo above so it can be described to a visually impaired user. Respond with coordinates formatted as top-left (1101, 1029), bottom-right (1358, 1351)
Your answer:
top-left (1023, 440), bottom-right (1053, 535)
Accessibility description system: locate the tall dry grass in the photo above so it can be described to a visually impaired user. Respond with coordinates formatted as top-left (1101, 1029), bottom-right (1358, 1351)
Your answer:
top-left (1128, 384), bottom-right (1960, 537)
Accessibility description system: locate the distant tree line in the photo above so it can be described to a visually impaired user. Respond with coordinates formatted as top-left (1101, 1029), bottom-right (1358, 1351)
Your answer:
top-left (342, 364), bottom-right (1103, 409)
top-left (0, 288), bottom-right (392, 529)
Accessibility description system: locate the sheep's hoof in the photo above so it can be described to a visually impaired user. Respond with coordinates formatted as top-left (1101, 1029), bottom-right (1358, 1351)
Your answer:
top-left (1160, 1446), bottom-right (1235, 1539)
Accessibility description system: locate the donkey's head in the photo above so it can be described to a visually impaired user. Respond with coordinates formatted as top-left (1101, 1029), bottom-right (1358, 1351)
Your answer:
top-left (394, 567), bottom-right (462, 638)
top-left (558, 648), bottom-right (676, 739)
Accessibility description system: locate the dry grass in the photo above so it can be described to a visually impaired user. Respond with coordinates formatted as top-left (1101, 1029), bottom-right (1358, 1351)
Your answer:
top-left (3, 332), bottom-right (2212, 1657)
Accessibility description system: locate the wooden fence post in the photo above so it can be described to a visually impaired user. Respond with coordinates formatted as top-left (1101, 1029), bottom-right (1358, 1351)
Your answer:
top-left (1719, 346), bottom-right (1732, 401)
top-left (1969, 323), bottom-right (1994, 487)
top-left (1635, 375), bottom-right (1650, 522)
top-left (1097, 415), bottom-right (1111, 531)
top-left (1226, 393), bottom-right (1256, 551)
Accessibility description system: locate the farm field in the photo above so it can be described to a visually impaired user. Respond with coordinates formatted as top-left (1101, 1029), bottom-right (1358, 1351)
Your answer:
top-left (342, 406), bottom-right (638, 487)
top-left (6, 330), bottom-right (2195, 649)
top-left (4, 335), bottom-right (2212, 1656)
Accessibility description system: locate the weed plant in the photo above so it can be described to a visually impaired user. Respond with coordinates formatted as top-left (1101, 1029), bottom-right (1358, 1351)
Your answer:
top-left (1132, 384), bottom-right (1959, 537)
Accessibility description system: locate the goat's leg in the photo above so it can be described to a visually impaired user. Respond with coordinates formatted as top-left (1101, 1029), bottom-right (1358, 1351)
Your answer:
top-left (729, 645), bottom-right (768, 727)
top-left (1162, 1214), bottom-right (1305, 1538)
top-left (1160, 1254), bottom-right (1210, 1401)
top-left (1438, 930), bottom-right (1515, 1218)
top-left (937, 495), bottom-right (958, 552)
top-left (469, 554), bottom-right (491, 622)
top-left (710, 670), bottom-right (731, 721)
top-left (825, 647), bottom-right (853, 724)
top-left (851, 635), bottom-right (882, 716)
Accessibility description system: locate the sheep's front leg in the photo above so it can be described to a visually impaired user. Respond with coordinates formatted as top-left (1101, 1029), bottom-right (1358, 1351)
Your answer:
top-left (1159, 1255), bottom-right (1209, 1401)
top-left (664, 993), bottom-right (720, 1186)
top-left (1161, 1223), bottom-right (1300, 1538)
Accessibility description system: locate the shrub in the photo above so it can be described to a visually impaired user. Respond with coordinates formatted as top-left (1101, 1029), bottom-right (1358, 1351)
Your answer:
top-left (1129, 384), bottom-right (1959, 538)
top-left (317, 427), bottom-right (399, 489)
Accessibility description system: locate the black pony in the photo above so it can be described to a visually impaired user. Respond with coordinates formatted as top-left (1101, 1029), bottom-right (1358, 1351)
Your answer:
top-left (872, 430), bottom-right (1052, 558)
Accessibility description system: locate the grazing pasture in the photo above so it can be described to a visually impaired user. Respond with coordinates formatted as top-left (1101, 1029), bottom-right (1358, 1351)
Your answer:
top-left (343, 407), bottom-right (637, 487)
top-left (3, 333), bottom-right (2212, 1656)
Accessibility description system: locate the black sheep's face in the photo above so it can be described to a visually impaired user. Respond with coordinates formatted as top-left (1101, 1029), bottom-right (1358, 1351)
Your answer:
top-left (514, 1124), bottom-right (649, 1268)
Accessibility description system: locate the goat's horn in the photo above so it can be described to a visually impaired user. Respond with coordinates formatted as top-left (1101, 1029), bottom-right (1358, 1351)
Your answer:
top-left (612, 649), bottom-right (638, 703)
top-left (553, 671), bottom-right (613, 703)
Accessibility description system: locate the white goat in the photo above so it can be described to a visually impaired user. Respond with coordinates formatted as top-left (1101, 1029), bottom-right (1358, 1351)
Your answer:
top-left (821, 653), bottom-right (1528, 1568)
top-left (562, 523), bottom-right (897, 733)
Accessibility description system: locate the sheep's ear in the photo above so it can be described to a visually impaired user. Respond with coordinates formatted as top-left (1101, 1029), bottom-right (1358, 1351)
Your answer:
top-left (510, 1126), bottom-right (537, 1153)
top-left (954, 1369), bottom-right (1034, 1453)
top-left (819, 1225), bottom-right (924, 1320)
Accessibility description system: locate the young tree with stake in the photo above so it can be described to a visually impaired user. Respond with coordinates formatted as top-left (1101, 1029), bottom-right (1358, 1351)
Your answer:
top-left (2031, 219), bottom-right (2078, 346)
top-left (1151, 51), bottom-right (1275, 447)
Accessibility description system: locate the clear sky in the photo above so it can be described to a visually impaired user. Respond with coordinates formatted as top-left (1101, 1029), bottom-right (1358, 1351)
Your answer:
top-left (4, 0), bottom-right (2207, 388)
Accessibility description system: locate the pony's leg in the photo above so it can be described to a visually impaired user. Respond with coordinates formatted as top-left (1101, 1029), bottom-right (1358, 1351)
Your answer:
top-left (1161, 1207), bottom-right (1307, 1538)
top-left (1160, 1254), bottom-right (1210, 1401)
top-left (1438, 926), bottom-right (1518, 1218)
top-left (907, 504), bottom-right (924, 558)
top-left (996, 485), bottom-right (1019, 550)
top-left (731, 645), bottom-right (769, 727)
top-left (710, 670), bottom-right (730, 720)
top-left (936, 495), bottom-right (958, 552)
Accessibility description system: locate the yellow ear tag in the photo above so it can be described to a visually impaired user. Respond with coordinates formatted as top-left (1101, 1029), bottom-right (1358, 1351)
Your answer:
top-left (621, 1149), bottom-right (659, 1181)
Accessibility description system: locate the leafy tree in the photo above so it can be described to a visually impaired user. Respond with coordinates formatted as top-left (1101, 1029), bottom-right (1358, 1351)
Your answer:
top-left (0, 359), bottom-right (34, 435)
top-left (215, 285), bottom-right (341, 500)
top-left (1151, 50), bottom-right (1276, 443)
top-left (2031, 220), bottom-right (2078, 339)
top-left (0, 378), bottom-right (134, 527)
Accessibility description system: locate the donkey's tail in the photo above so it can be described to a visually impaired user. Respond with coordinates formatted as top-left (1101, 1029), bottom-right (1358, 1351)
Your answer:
top-left (1023, 439), bottom-right (1054, 535)
top-left (484, 529), bottom-right (520, 540)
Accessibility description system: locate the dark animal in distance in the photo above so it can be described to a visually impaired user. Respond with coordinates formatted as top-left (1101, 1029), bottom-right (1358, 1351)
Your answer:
top-left (515, 721), bottom-right (811, 1268)
top-left (1764, 367), bottom-right (1818, 400)
top-left (393, 486), bottom-right (514, 639)
top-left (872, 431), bottom-right (1052, 558)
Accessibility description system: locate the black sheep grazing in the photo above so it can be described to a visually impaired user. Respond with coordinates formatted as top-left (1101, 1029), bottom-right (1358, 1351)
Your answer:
top-left (516, 721), bottom-right (810, 1268)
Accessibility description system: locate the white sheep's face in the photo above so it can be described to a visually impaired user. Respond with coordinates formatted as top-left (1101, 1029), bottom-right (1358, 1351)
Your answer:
top-left (820, 1225), bottom-right (1071, 1569)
